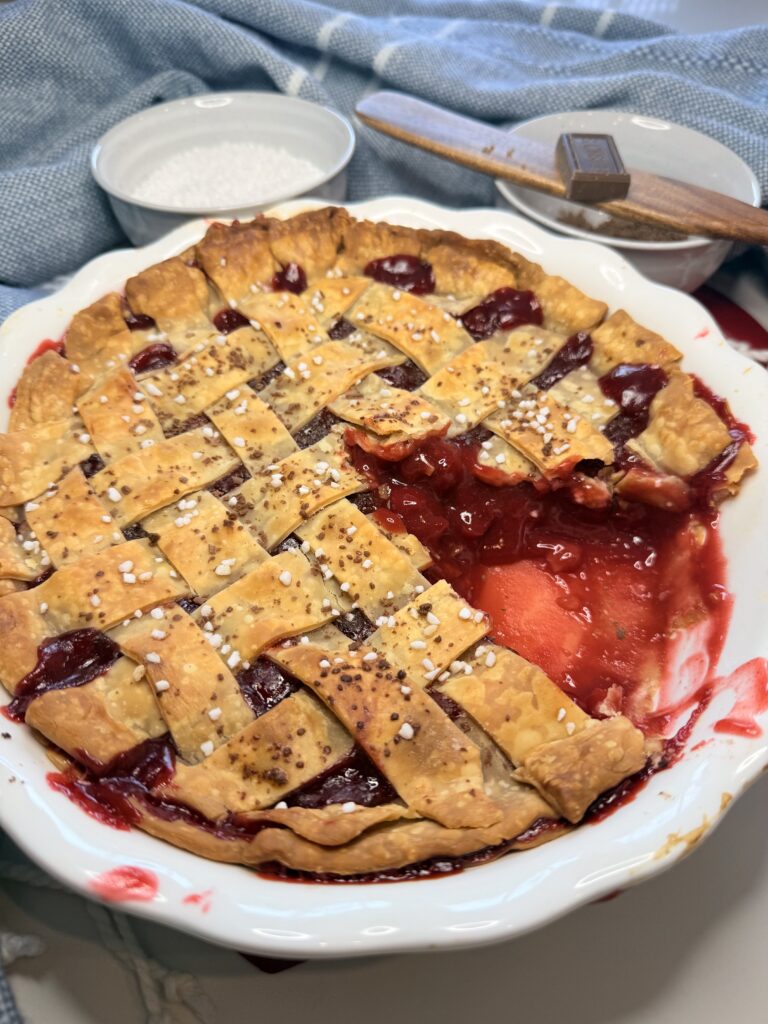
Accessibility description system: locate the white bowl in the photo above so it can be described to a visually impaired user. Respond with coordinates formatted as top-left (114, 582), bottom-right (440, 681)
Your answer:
top-left (0, 198), bottom-right (766, 960)
top-left (91, 92), bottom-right (355, 246)
top-left (495, 111), bottom-right (761, 292)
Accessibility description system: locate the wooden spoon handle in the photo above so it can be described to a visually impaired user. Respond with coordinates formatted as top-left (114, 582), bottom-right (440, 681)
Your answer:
top-left (356, 91), bottom-right (768, 246)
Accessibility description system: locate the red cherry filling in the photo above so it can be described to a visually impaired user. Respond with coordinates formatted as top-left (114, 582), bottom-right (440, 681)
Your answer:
top-left (79, 453), bottom-right (106, 478)
top-left (208, 463), bottom-right (251, 497)
top-left (293, 409), bottom-right (341, 449)
top-left (124, 312), bottom-right (157, 332)
top-left (346, 415), bottom-right (732, 721)
top-left (375, 359), bottom-right (428, 392)
top-left (328, 317), bottom-right (356, 340)
top-left (531, 331), bottom-right (593, 390)
top-left (237, 658), bottom-right (302, 718)
top-left (212, 308), bottom-right (250, 334)
top-left (285, 746), bottom-right (398, 809)
top-left (7, 629), bottom-right (121, 721)
top-left (129, 343), bottom-right (177, 374)
top-left (599, 363), bottom-right (668, 453)
top-left (249, 361), bottom-right (286, 392)
top-left (459, 287), bottom-right (543, 340)
top-left (272, 262), bottom-right (307, 294)
top-left (364, 254), bottom-right (435, 294)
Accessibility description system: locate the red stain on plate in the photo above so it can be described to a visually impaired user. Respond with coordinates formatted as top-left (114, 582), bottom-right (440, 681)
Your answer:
top-left (182, 888), bottom-right (213, 913)
top-left (694, 327), bottom-right (710, 339)
top-left (89, 865), bottom-right (158, 903)
top-left (712, 658), bottom-right (768, 738)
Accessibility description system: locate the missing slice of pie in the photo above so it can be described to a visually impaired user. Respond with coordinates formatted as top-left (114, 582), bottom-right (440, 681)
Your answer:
top-left (0, 207), bottom-right (756, 881)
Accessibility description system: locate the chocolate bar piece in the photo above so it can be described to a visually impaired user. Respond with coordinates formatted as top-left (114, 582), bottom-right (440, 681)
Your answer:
top-left (556, 133), bottom-right (630, 202)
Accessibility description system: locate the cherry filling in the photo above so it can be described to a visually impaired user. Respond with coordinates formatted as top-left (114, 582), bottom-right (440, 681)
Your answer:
top-left (285, 746), bottom-right (398, 809)
top-left (346, 425), bottom-right (731, 719)
top-left (327, 317), bottom-right (356, 340)
top-left (531, 331), bottom-right (593, 390)
top-left (165, 412), bottom-right (209, 438)
top-left (122, 523), bottom-right (156, 543)
top-left (237, 658), bottom-right (302, 718)
top-left (293, 409), bottom-right (341, 449)
top-left (26, 566), bottom-right (54, 589)
top-left (79, 453), bottom-right (106, 479)
top-left (28, 338), bottom-right (66, 360)
top-left (364, 254), bottom-right (435, 295)
top-left (249, 361), bottom-right (286, 392)
top-left (124, 312), bottom-right (157, 332)
top-left (459, 287), bottom-right (543, 340)
top-left (208, 463), bottom-right (251, 497)
top-left (376, 359), bottom-right (428, 392)
top-left (272, 262), bottom-right (307, 294)
top-left (335, 609), bottom-right (376, 644)
top-left (7, 629), bottom-right (121, 722)
top-left (128, 343), bottom-right (177, 374)
top-left (213, 308), bottom-right (250, 334)
top-left (48, 736), bottom-right (237, 836)
top-left (12, 279), bottom-right (752, 883)
top-left (599, 363), bottom-right (668, 452)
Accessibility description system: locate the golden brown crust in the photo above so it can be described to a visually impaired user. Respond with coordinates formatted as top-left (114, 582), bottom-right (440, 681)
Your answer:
top-left (143, 490), bottom-right (268, 597)
top-left (125, 257), bottom-right (211, 333)
top-left (268, 206), bottom-right (349, 281)
top-left (25, 467), bottom-right (116, 568)
top-left (293, 500), bottom-right (427, 623)
top-left (160, 691), bottom-right (352, 816)
top-left (271, 643), bottom-right (502, 830)
top-left (195, 219), bottom-right (277, 304)
top-left (628, 370), bottom-right (734, 478)
top-left (329, 374), bottom-right (450, 446)
top-left (9, 351), bottom-right (85, 431)
top-left (125, 783), bottom-right (561, 874)
top-left (590, 309), bottom-right (682, 376)
top-left (0, 418), bottom-right (96, 508)
top-left (114, 607), bottom-right (254, 763)
top-left (0, 516), bottom-right (44, 581)
top-left (25, 658), bottom-right (166, 763)
top-left (64, 292), bottom-right (139, 379)
top-left (516, 716), bottom-right (647, 823)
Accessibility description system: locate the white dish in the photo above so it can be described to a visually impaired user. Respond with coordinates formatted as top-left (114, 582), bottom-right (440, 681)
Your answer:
top-left (0, 197), bottom-right (766, 960)
top-left (91, 93), bottom-right (355, 246)
top-left (494, 110), bottom-right (761, 293)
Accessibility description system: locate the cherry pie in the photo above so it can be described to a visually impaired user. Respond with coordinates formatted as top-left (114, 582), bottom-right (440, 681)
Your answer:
top-left (0, 208), bottom-right (756, 881)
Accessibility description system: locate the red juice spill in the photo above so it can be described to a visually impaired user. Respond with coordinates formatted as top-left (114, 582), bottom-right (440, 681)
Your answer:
top-left (88, 865), bottom-right (158, 903)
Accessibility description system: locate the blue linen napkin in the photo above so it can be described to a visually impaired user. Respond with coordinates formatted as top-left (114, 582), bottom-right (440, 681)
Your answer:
top-left (1, 0), bottom-right (768, 324)
top-left (0, 3), bottom-right (767, 1020)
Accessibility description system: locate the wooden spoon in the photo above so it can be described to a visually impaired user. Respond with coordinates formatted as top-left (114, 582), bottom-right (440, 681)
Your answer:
top-left (355, 91), bottom-right (768, 245)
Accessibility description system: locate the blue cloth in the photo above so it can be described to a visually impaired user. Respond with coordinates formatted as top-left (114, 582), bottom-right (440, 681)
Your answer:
top-left (1, 0), bottom-right (768, 323)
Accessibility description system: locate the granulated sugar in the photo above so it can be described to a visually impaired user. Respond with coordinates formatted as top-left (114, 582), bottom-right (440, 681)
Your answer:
top-left (131, 142), bottom-right (322, 208)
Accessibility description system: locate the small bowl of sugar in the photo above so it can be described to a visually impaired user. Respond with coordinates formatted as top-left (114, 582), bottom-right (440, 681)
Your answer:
top-left (91, 92), bottom-right (356, 246)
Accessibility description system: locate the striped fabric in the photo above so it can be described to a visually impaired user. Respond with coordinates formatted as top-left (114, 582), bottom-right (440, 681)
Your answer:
top-left (0, 0), bottom-right (767, 322)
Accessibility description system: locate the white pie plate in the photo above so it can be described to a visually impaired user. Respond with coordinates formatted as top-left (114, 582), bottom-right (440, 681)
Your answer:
top-left (0, 197), bottom-right (766, 960)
